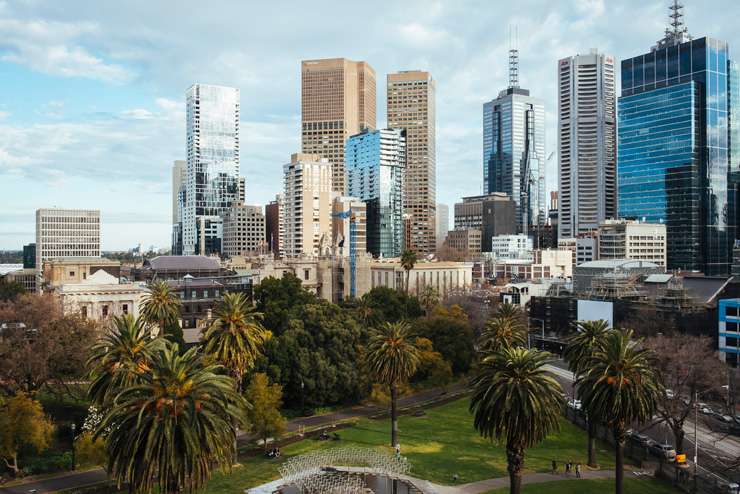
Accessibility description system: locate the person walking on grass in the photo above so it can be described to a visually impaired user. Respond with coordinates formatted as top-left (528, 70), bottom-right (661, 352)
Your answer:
top-left (565, 461), bottom-right (571, 475)
top-left (576, 463), bottom-right (582, 478)
top-left (551, 460), bottom-right (557, 475)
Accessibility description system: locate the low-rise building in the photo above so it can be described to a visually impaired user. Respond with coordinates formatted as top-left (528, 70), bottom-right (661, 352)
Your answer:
top-left (719, 299), bottom-right (740, 367)
top-left (597, 219), bottom-right (667, 268)
top-left (2, 268), bottom-right (37, 292)
top-left (490, 234), bottom-right (533, 259)
top-left (573, 259), bottom-right (661, 294)
top-left (57, 270), bottom-right (147, 321)
top-left (136, 255), bottom-right (223, 281)
top-left (42, 257), bottom-right (121, 289)
top-left (485, 249), bottom-right (572, 281)
top-left (167, 275), bottom-right (252, 330)
top-left (370, 260), bottom-right (473, 297)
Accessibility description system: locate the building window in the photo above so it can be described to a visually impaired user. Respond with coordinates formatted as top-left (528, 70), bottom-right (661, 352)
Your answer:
top-left (83, 272), bottom-right (87, 280)
top-left (203, 289), bottom-right (208, 298)
top-left (81, 306), bottom-right (87, 318)
top-left (304, 269), bottom-right (310, 280)
top-left (102, 305), bottom-right (109, 317)
top-left (122, 304), bottom-right (128, 315)
top-left (69, 271), bottom-right (75, 277)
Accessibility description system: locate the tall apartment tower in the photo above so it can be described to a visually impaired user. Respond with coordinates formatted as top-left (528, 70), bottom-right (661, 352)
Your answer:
top-left (35, 208), bottom-right (100, 274)
top-left (617, 4), bottom-right (734, 274)
top-left (282, 153), bottom-right (333, 258)
top-left (222, 202), bottom-right (266, 257)
top-left (435, 203), bottom-right (449, 251)
top-left (387, 70), bottom-right (436, 255)
top-left (182, 84), bottom-right (240, 256)
top-left (301, 58), bottom-right (376, 195)
top-left (171, 160), bottom-right (186, 255)
top-left (558, 50), bottom-right (616, 239)
top-left (346, 128), bottom-right (406, 258)
top-left (483, 49), bottom-right (546, 235)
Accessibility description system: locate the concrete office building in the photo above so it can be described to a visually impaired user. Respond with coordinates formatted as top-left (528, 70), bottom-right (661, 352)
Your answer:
top-left (597, 219), bottom-right (667, 268)
top-left (282, 153), bottom-right (333, 258)
top-left (558, 50), bottom-right (616, 238)
top-left (301, 58), bottom-right (376, 194)
top-left (483, 49), bottom-right (546, 233)
top-left (435, 203), bottom-right (449, 251)
top-left (490, 234), bottom-right (533, 260)
top-left (222, 202), bottom-right (266, 258)
top-left (182, 84), bottom-right (240, 256)
top-left (444, 229), bottom-right (482, 259)
top-left (346, 128), bottom-right (405, 258)
top-left (265, 195), bottom-right (283, 257)
top-left (387, 70), bottom-right (436, 255)
top-left (35, 209), bottom-right (100, 282)
top-left (453, 193), bottom-right (517, 252)
top-left (332, 196), bottom-right (367, 258)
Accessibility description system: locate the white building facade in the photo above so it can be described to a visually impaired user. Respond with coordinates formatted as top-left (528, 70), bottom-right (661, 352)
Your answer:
top-left (35, 209), bottom-right (100, 281)
top-left (598, 219), bottom-right (667, 268)
top-left (222, 202), bottom-right (266, 258)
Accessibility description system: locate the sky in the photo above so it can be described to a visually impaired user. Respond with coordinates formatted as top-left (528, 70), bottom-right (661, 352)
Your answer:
top-left (1, 0), bottom-right (738, 251)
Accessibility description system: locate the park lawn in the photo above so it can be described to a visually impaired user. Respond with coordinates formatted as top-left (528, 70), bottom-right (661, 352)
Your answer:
top-left (484, 477), bottom-right (682, 493)
top-left (200, 397), bottom-right (616, 492)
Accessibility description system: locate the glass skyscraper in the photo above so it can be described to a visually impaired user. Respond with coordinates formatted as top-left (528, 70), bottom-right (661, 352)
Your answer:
top-left (618, 36), bottom-right (733, 274)
top-left (483, 87), bottom-right (546, 233)
top-left (182, 84), bottom-right (240, 256)
top-left (346, 128), bottom-right (406, 258)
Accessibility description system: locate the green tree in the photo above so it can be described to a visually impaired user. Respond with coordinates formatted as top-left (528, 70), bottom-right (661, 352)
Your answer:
top-left (95, 343), bottom-right (247, 494)
top-left (418, 285), bottom-right (440, 315)
top-left (254, 274), bottom-right (316, 334)
top-left (412, 337), bottom-right (453, 387)
top-left (412, 311), bottom-right (475, 374)
top-left (141, 281), bottom-right (183, 344)
top-left (245, 373), bottom-right (287, 451)
top-left (400, 249), bottom-right (418, 294)
top-left (0, 393), bottom-right (55, 477)
top-left (563, 319), bottom-right (611, 467)
top-left (470, 348), bottom-right (563, 494)
top-left (479, 303), bottom-right (527, 354)
top-left (203, 292), bottom-right (271, 393)
top-left (577, 330), bottom-right (662, 494)
top-left (366, 321), bottom-right (420, 447)
top-left (75, 432), bottom-right (106, 468)
top-left (361, 287), bottom-right (423, 324)
top-left (87, 314), bottom-right (159, 407)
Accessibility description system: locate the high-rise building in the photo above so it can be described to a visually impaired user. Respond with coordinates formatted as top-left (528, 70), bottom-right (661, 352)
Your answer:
top-left (332, 196), bottom-right (367, 257)
top-left (558, 49), bottom-right (616, 238)
top-left (483, 48), bottom-right (546, 233)
top-left (171, 159), bottom-right (186, 255)
top-left (282, 153), bottom-right (333, 258)
top-left (22, 243), bottom-right (36, 269)
top-left (387, 70), bottom-right (436, 255)
top-left (597, 219), bottom-right (667, 268)
top-left (617, 5), bottom-right (734, 274)
top-left (435, 204), bottom-right (449, 251)
top-left (222, 202), bottom-right (266, 257)
top-left (346, 128), bottom-right (406, 258)
top-left (453, 193), bottom-right (517, 252)
top-left (265, 194), bottom-right (283, 258)
top-left (183, 84), bottom-right (240, 256)
top-left (36, 208), bottom-right (100, 277)
top-left (301, 58), bottom-right (376, 195)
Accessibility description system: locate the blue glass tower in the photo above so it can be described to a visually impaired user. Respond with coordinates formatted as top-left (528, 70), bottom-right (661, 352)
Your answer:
top-left (618, 24), bottom-right (734, 274)
top-left (346, 129), bottom-right (406, 258)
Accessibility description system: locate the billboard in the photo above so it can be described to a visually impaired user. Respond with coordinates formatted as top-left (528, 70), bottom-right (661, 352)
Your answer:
top-left (577, 300), bottom-right (613, 328)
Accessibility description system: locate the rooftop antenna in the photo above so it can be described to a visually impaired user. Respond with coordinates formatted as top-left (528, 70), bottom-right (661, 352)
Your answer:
top-left (655, 0), bottom-right (691, 50)
top-left (508, 25), bottom-right (519, 89)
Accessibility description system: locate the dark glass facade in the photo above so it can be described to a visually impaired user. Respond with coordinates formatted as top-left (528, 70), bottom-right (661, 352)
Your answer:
top-left (618, 37), bottom-right (733, 274)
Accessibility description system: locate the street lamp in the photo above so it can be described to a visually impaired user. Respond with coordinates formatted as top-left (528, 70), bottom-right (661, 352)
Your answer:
top-left (70, 423), bottom-right (76, 471)
top-left (300, 379), bottom-right (305, 416)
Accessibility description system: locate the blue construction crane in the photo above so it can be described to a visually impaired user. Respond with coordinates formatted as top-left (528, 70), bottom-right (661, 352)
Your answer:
top-left (332, 209), bottom-right (357, 298)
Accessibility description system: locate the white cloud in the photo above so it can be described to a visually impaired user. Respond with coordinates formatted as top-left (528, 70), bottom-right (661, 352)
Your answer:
top-left (398, 22), bottom-right (452, 47)
top-left (0, 17), bottom-right (132, 83)
top-left (0, 110), bottom-right (9, 119)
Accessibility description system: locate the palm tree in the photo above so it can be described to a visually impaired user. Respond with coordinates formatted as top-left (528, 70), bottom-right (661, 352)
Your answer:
top-left (577, 329), bottom-right (662, 494)
top-left (141, 281), bottom-right (182, 339)
top-left (366, 321), bottom-right (420, 448)
top-left (400, 249), bottom-right (418, 294)
top-left (355, 294), bottom-right (374, 326)
top-left (470, 347), bottom-right (563, 494)
top-left (95, 342), bottom-right (247, 494)
top-left (564, 319), bottom-right (611, 467)
top-left (478, 303), bottom-right (527, 353)
top-left (87, 314), bottom-right (160, 407)
top-left (202, 292), bottom-right (271, 393)
top-left (418, 285), bottom-right (439, 316)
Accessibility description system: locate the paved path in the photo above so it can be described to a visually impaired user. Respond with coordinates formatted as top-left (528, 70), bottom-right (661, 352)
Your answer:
top-left (0, 384), bottom-right (466, 494)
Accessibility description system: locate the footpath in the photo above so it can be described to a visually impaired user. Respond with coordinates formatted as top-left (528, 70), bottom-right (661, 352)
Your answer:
top-left (0, 383), bottom-right (467, 494)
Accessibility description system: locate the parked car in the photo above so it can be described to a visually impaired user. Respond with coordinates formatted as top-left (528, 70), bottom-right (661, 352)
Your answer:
top-left (628, 431), bottom-right (652, 447)
top-left (649, 442), bottom-right (677, 461)
top-left (665, 389), bottom-right (675, 399)
top-left (567, 399), bottom-right (582, 411)
top-left (700, 406), bottom-right (714, 415)
top-left (714, 413), bottom-right (734, 424)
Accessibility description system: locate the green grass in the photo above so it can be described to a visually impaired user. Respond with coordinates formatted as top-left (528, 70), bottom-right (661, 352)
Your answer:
top-left (484, 477), bottom-right (682, 493)
top-left (200, 397), bottom-right (618, 492)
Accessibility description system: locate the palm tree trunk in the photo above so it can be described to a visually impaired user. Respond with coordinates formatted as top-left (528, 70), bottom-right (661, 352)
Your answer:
top-left (614, 427), bottom-right (625, 494)
top-left (405, 271), bottom-right (410, 295)
top-left (673, 424), bottom-right (685, 455)
top-left (390, 383), bottom-right (398, 448)
top-left (506, 443), bottom-right (524, 494)
top-left (587, 419), bottom-right (598, 467)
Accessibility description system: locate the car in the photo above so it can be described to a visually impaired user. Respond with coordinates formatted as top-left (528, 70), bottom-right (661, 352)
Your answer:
top-left (649, 442), bottom-right (677, 461)
top-left (665, 389), bottom-right (675, 399)
top-left (700, 406), bottom-right (713, 415)
top-left (628, 432), bottom-right (652, 447)
top-left (714, 413), bottom-right (734, 424)
top-left (567, 399), bottom-right (582, 411)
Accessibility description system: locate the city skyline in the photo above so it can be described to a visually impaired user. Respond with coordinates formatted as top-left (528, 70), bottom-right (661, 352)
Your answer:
top-left (1, 0), bottom-right (739, 250)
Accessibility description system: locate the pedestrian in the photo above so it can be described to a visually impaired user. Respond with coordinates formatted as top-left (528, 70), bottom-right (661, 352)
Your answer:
top-left (575, 463), bottom-right (581, 478)
top-left (395, 443), bottom-right (401, 459)
top-left (551, 459), bottom-right (557, 475)
top-left (565, 461), bottom-right (571, 475)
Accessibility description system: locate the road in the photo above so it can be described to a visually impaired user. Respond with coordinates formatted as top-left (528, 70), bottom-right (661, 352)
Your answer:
top-left (0, 383), bottom-right (466, 494)
top-left (543, 363), bottom-right (740, 467)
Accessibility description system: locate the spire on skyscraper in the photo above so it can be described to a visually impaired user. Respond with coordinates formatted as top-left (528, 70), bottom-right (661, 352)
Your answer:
top-left (508, 25), bottom-right (519, 89)
top-left (654, 0), bottom-right (691, 50)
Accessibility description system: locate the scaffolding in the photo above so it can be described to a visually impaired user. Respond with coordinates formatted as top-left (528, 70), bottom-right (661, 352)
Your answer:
top-left (587, 272), bottom-right (643, 300)
top-left (655, 276), bottom-right (700, 312)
